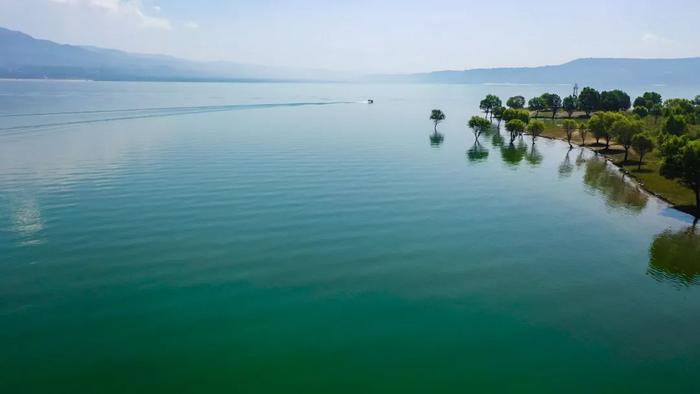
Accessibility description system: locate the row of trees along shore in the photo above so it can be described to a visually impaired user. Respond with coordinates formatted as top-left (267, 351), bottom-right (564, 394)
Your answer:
top-left (429, 88), bottom-right (700, 213)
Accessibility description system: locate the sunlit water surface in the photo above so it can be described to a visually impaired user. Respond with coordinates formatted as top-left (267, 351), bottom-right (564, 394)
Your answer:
top-left (1, 81), bottom-right (700, 393)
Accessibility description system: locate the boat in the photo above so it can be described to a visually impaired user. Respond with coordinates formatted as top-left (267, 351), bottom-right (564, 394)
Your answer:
top-left (367, 99), bottom-right (374, 104)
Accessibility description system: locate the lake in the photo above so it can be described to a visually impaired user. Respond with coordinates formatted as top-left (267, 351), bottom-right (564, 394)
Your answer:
top-left (1, 80), bottom-right (700, 393)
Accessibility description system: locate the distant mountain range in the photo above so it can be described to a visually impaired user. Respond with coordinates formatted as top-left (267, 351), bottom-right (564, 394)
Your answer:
top-left (0, 27), bottom-right (350, 82)
top-left (365, 58), bottom-right (700, 85)
top-left (1, 26), bottom-right (699, 85)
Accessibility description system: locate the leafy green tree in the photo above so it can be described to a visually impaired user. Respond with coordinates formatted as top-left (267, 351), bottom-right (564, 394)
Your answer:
top-left (587, 113), bottom-right (606, 145)
top-left (601, 112), bottom-right (625, 149)
top-left (632, 106), bottom-right (648, 118)
top-left (546, 93), bottom-right (561, 119)
top-left (664, 98), bottom-right (695, 116)
top-left (663, 114), bottom-right (687, 135)
top-left (430, 109), bottom-right (446, 132)
top-left (650, 104), bottom-right (663, 124)
top-left (528, 120), bottom-right (545, 144)
top-left (634, 92), bottom-right (662, 109)
top-left (507, 96), bottom-right (526, 109)
top-left (611, 118), bottom-right (643, 162)
top-left (578, 87), bottom-right (600, 116)
top-left (660, 136), bottom-right (700, 211)
top-left (562, 119), bottom-right (577, 149)
top-left (480, 94), bottom-right (502, 120)
top-left (502, 108), bottom-right (530, 124)
top-left (578, 121), bottom-right (589, 146)
top-left (492, 106), bottom-right (505, 127)
top-left (600, 90), bottom-right (631, 112)
top-left (631, 133), bottom-right (654, 170)
top-left (505, 119), bottom-right (526, 144)
top-left (468, 116), bottom-right (492, 142)
top-left (562, 95), bottom-right (577, 118)
top-left (693, 95), bottom-right (700, 106)
top-left (528, 97), bottom-right (546, 118)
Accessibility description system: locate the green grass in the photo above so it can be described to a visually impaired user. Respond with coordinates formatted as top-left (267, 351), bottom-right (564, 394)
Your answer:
top-left (536, 117), bottom-right (697, 208)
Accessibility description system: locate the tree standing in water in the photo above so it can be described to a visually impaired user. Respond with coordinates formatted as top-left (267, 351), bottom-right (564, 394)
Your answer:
top-left (430, 109), bottom-right (446, 132)
top-left (562, 119), bottom-right (577, 149)
top-left (527, 120), bottom-right (545, 144)
top-left (505, 119), bottom-right (526, 144)
top-left (468, 116), bottom-right (491, 142)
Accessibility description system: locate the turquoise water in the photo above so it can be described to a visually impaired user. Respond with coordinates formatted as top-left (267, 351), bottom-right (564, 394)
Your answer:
top-left (1, 81), bottom-right (700, 393)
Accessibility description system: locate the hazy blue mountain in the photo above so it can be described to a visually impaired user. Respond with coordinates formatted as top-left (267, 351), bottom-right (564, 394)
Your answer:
top-left (365, 58), bottom-right (700, 85)
top-left (2, 26), bottom-right (699, 85)
top-left (0, 27), bottom-right (351, 81)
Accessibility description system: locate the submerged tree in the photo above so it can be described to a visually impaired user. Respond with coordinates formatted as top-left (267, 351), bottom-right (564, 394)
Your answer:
top-left (480, 94), bottom-right (502, 120)
top-left (562, 119), bottom-right (577, 149)
top-left (468, 116), bottom-right (492, 142)
top-left (492, 106), bottom-right (506, 127)
top-left (631, 133), bottom-right (654, 170)
top-left (527, 119), bottom-right (545, 144)
top-left (505, 119), bottom-right (526, 144)
top-left (430, 109), bottom-right (446, 132)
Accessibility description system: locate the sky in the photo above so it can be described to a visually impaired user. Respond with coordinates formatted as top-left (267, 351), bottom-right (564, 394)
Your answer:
top-left (0, 0), bottom-right (699, 73)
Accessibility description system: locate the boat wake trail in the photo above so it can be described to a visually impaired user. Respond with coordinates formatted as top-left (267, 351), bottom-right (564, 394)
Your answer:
top-left (0, 101), bottom-right (354, 134)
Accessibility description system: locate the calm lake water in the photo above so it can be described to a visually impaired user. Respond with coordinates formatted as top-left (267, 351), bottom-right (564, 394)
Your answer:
top-left (1, 80), bottom-right (700, 393)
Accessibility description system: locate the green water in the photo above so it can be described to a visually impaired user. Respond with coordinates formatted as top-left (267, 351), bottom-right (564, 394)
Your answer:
top-left (1, 81), bottom-right (700, 393)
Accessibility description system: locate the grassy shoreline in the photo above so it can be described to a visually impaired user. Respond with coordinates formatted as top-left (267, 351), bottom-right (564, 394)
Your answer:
top-left (533, 116), bottom-right (698, 215)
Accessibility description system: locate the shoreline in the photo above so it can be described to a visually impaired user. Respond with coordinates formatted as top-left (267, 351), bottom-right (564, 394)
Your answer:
top-left (535, 131), bottom-right (698, 217)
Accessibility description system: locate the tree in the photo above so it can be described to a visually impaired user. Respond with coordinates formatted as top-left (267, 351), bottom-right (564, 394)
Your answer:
top-left (660, 137), bottom-right (700, 212)
top-left (480, 94), bottom-right (501, 120)
top-left (578, 121), bottom-right (589, 146)
top-left (541, 93), bottom-right (562, 119)
top-left (468, 116), bottom-right (492, 141)
top-left (650, 104), bottom-right (663, 124)
top-left (578, 87), bottom-right (600, 116)
top-left (505, 119), bottom-right (526, 144)
top-left (611, 118), bottom-right (643, 162)
top-left (492, 106), bottom-right (505, 127)
top-left (528, 97), bottom-right (546, 118)
top-left (502, 108), bottom-right (530, 124)
top-left (631, 133), bottom-right (654, 170)
top-left (562, 119), bottom-right (577, 149)
top-left (587, 113), bottom-right (606, 145)
top-left (632, 106), bottom-right (648, 118)
top-left (507, 96), bottom-right (526, 109)
top-left (528, 120), bottom-right (545, 144)
top-left (634, 91), bottom-right (662, 109)
top-left (694, 95), bottom-right (700, 106)
top-left (601, 112), bottom-right (625, 149)
top-left (663, 114), bottom-right (687, 135)
top-left (430, 109), bottom-right (446, 132)
top-left (600, 90), bottom-right (631, 112)
top-left (562, 95), bottom-right (577, 118)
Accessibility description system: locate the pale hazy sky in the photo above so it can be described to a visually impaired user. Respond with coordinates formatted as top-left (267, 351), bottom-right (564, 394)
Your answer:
top-left (1, 0), bottom-right (699, 73)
